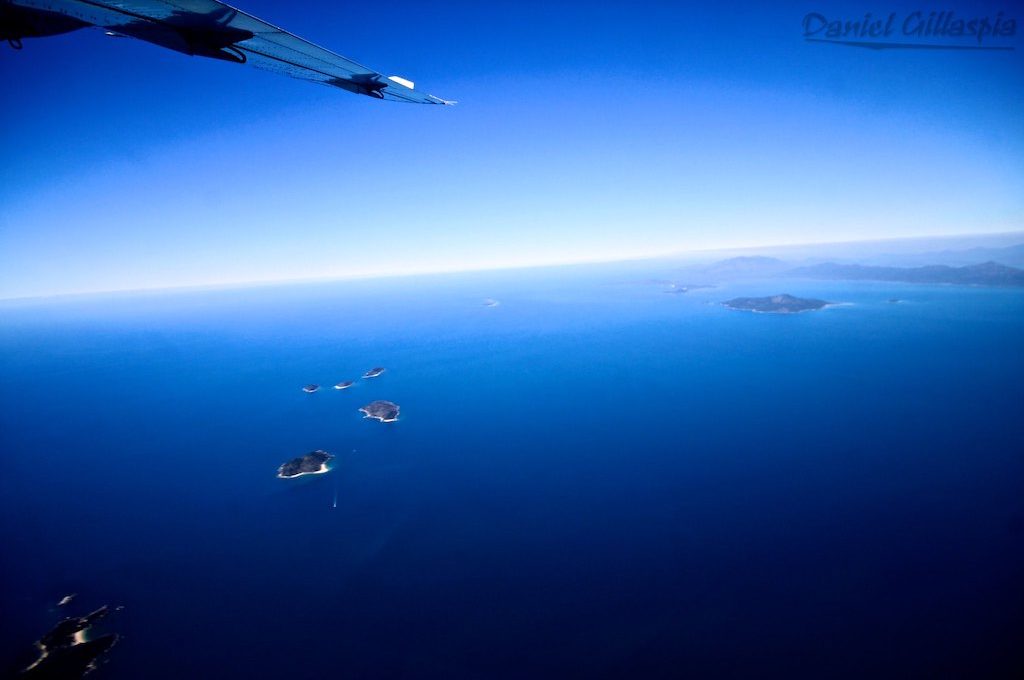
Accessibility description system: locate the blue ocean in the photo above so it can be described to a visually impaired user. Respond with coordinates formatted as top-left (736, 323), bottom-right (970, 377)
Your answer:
top-left (2, 266), bottom-right (1023, 678)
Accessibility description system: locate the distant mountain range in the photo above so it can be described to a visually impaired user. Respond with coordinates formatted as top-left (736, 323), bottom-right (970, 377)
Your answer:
top-left (692, 256), bottom-right (790, 277)
top-left (787, 261), bottom-right (1024, 286)
top-left (865, 243), bottom-right (1024, 268)
top-left (672, 242), bottom-right (1024, 287)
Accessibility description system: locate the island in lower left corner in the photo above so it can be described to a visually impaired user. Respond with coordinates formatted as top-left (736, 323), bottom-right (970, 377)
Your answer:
top-left (23, 605), bottom-right (120, 679)
top-left (277, 450), bottom-right (334, 479)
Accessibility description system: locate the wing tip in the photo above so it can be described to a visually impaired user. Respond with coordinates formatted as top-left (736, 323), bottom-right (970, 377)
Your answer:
top-left (426, 95), bottom-right (457, 106)
top-left (385, 75), bottom-right (454, 105)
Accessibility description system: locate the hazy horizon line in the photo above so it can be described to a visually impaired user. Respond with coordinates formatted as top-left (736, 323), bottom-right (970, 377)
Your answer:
top-left (3, 229), bottom-right (1022, 304)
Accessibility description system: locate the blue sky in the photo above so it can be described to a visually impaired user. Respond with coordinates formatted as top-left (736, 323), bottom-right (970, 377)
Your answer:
top-left (1, 0), bottom-right (1022, 298)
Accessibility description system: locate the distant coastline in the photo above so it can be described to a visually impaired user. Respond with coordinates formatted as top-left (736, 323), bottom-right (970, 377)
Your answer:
top-left (787, 261), bottom-right (1024, 287)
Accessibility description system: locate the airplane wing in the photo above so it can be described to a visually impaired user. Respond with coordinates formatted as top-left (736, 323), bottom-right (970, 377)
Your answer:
top-left (4, 0), bottom-right (454, 104)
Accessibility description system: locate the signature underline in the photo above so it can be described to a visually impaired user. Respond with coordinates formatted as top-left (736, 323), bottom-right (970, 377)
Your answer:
top-left (804, 37), bottom-right (1015, 51)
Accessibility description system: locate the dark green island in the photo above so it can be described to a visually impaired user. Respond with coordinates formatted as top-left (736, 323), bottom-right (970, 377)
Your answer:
top-left (360, 400), bottom-right (400, 423)
top-left (723, 294), bottom-right (830, 314)
top-left (277, 450), bottom-right (333, 478)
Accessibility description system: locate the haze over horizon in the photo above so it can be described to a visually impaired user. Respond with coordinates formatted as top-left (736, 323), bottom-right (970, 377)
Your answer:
top-left (2, 0), bottom-right (1022, 299)
top-left (1, 229), bottom-right (1021, 302)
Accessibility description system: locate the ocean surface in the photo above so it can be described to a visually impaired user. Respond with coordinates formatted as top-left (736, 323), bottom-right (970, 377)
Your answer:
top-left (2, 266), bottom-right (1023, 678)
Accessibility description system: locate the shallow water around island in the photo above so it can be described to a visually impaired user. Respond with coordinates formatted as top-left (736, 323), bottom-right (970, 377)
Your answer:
top-left (2, 266), bottom-right (1023, 677)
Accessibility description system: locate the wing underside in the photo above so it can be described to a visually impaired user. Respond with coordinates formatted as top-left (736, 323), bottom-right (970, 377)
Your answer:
top-left (7, 0), bottom-right (452, 103)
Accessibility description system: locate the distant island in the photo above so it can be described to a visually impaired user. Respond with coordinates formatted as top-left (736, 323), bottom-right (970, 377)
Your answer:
top-left (334, 381), bottom-right (354, 390)
top-left (664, 284), bottom-right (713, 294)
top-left (23, 605), bottom-right (119, 679)
top-left (302, 384), bottom-right (320, 393)
top-left (360, 400), bottom-right (400, 423)
top-left (723, 294), bottom-right (830, 314)
top-left (277, 450), bottom-right (333, 478)
top-left (363, 367), bottom-right (386, 379)
top-left (787, 261), bottom-right (1024, 286)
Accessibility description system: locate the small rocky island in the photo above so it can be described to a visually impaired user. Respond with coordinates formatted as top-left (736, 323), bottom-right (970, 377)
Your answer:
top-left (23, 605), bottom-right (119, 678)
top-left (302, 384), bottom-right (320, 393)
top-left (360, 400), bottom-right (400, 423)
top-left (363, 367), bottom-right (386, 379)
top-left (723, 294), bottom-right (830, 314)
top-left (334, 381), bottom-right (354, 390)
top-left (277, 450), bottom-right (333, 478)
